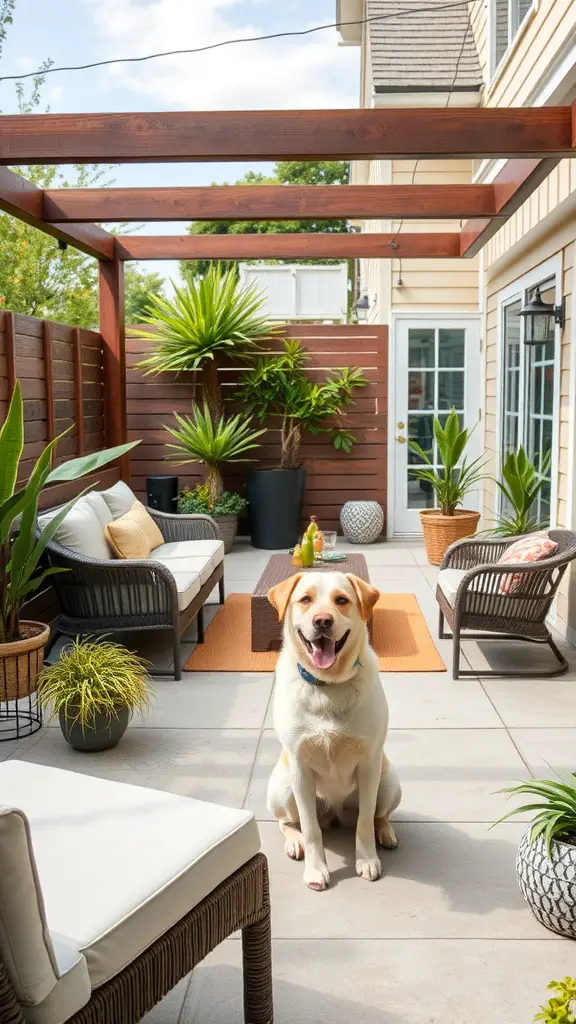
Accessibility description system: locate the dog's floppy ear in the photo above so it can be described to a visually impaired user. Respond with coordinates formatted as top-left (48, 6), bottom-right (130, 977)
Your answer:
top-left (267, 573), bottom-right (304, 622)
top-left (346, 574), bottom-right (380, 622)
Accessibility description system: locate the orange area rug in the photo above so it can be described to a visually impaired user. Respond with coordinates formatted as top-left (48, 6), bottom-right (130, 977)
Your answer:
top-left (184, 593), bottom-right (445, 673)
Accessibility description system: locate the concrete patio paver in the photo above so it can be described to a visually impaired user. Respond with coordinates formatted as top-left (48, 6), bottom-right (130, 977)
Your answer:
top-left (3, 537), bottom-right (573, 1023)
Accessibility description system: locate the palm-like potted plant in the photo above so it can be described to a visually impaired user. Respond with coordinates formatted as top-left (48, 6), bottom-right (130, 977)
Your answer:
top-left (135, 266), bottom-right (275, 424)
top-left (407, 408), bottom-right (486, 565)
top-left (493, 773), bottom-right (576, 939)
top-left (37, 638), bottom-right (151, 751)
top-left (0, 381), bottom-right (138, 704)
top-left (164, 403), bottom-right (265, 549)
top-left (236, 339), bottom-right (366, 548)
top-left (490, 446), bottom-right (551, 535)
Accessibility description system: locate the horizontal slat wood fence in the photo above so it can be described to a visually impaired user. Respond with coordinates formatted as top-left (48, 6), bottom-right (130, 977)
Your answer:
top-left (0, 310), bottom-right (119, 622)
top-left (126, 324), bottom-right (388, 533)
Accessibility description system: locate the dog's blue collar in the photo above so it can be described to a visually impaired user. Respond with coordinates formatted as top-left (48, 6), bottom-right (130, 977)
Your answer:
top-left (297, 657), bottom-right (361, 687)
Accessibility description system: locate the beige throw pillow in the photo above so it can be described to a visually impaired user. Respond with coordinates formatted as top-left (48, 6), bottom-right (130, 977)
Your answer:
top-left (105, 501), bottom-right (164, 559)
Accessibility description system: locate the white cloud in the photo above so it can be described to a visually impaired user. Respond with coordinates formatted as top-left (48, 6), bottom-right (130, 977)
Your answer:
top-left (87, 0), bottom-right (359, 110)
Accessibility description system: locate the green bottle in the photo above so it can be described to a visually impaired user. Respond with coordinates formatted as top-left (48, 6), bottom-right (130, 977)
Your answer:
top-left (300, 532), bottom-right (314, 567)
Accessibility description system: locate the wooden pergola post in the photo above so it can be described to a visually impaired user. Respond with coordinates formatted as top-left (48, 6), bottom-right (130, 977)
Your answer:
top-left (99, 257), bottom-right (129, 479)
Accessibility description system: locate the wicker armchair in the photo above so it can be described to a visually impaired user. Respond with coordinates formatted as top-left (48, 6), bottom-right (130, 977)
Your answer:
top-left (436, 530), bottom-right (576, 679)
top-left (38, 509), bottom-right (225, 681)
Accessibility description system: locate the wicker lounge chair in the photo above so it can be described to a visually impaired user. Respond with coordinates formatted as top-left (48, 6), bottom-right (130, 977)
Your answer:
top-left (436, 530), bottom-right (576, 679)
top-left (0, 761), bottom-right (273, 1024)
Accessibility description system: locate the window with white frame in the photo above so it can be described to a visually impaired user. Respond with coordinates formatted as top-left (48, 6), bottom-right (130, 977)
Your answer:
top-left (500, 278), bottom-right (556, 525)
top-left (492, 0), bottom-right (533, 74)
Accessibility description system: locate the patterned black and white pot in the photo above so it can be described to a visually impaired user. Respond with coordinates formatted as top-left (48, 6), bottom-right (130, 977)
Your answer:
top-left (340, 500), bottom-right (384, 544)
top-left (517, 828), bottom-right (576, 938)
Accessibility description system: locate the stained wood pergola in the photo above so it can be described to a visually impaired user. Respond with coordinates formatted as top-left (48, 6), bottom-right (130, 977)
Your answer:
top-left (0, 105), bottom-right (574, 454)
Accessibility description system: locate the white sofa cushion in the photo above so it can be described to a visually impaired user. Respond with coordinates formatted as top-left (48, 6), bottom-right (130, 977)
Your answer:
top-left (24, 935), bottom-right (91, 1024)
top-left (165, 569), bottom-right (202, 611)
top-left (0, 762), bottom-right (260, 994)
top-left (99, 480), bottom-right (138, 520)
top-left (151, 539), bottom-right (224, 585)
top-left (37, 494), bottom-right (113, 561)
top-left (437, 568), bottom-right (468, 606)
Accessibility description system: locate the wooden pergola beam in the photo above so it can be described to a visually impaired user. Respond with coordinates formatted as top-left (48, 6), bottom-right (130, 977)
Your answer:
top-left (114, 233), bottom-right (462, 260)
top-left (43, 184), bottom-right (500, 222)
top-left (0, 167), bottom-right (115, 260)
top-left (460, 158), bottom-right (560, 257)
top-left (0, 108), bottom-right (573, 164)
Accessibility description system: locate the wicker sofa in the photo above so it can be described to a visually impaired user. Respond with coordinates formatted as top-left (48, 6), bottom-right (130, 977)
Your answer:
top-left (36, 481), bottom-right (225, 680)
top-left (0, 760), bottom-right (273, 1024)
top-left (436, 529), bottom-right (576, 679)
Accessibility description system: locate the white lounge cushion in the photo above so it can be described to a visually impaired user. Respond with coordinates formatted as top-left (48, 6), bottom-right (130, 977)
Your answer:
top-left (151, 539), bottom-right (224, 571)
top-left (37, 494), bottom-right (113, 561)
top-left (0, 762), bottom-right (260, 996)
top-left (166, 569), bottom-right (203, 611)
top-left (99, 480), bottom-right (138, 520)
top-left (25, 935), bottom-right (91, 1024)
top-left (437, 568), bottom-right (468, 606)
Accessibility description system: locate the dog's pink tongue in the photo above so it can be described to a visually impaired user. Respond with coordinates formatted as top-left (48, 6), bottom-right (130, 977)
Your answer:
top-left (311, 638), bottom-right (336, 670)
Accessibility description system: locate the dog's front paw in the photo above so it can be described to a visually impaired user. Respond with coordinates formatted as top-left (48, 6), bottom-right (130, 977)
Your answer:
top-left (376, 820), bottom-right (399, 849)
top-left (304, 864), bottom-right (330, 891)
top-left (356, 856), bottom-right (382, 881)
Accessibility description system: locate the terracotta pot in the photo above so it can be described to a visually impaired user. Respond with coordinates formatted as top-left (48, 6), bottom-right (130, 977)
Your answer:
top-left (419, 509), bottom-right (480, 566)
top-left (0, 621), bottom-right (51, 700)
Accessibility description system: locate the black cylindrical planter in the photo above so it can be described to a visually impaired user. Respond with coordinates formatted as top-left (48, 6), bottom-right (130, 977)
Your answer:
top-left (247, 467), bottom-right (306, 549)
top-left (147, 474), bottom-right (178, 514)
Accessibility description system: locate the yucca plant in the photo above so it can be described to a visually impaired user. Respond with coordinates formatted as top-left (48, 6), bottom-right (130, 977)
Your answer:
top-left (164, 402), bottom-right (265, 503)
top-left (0, 381), bottom-right (138, 643)
top-left (135, 267), bottom-right (275, 423)
top-left (37, 638), bottom-right (151, 730)
top-left (407, 408), bottom-right (486, 515)
top-left (535, 978), bottom-right (576, 1023)
top-left (493, 773), bottom-right (576, 856)
top-left (490, 446), bottom-right (551, 536)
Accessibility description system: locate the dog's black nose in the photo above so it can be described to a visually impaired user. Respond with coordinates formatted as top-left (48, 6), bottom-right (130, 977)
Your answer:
top-left (313, 613), bottom-right (334, 631)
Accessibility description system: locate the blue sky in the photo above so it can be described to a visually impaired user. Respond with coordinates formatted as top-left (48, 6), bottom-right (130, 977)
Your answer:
top-left (0, 0), bottom-right (359, 284)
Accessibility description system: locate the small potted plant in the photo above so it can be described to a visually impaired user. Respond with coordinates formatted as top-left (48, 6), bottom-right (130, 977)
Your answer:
top-left (407, 408), bottom-right (485, 565)
top-left (0, 381), bottom-right (137, 710)
top-left (535, 978), bottom-right (576, 1023)
top-left (178, 483), bottom-right (247, 552)
top-left (236, 339), bottom-right (366, 549)
top-left (37, 638), bottom-right (151, 752)
top-left (493, 773), bottom-right (576, 939)
top-left (489, 446), bottom-right (551, 535)
top-left (164, 403), bottom-right (265, 549)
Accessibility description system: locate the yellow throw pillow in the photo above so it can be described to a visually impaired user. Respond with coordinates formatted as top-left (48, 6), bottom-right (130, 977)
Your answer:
top-left (105, 501), bottom-right (164, 559)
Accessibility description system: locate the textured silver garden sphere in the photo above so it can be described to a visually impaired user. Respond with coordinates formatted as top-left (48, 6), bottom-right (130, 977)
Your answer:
top-left (340, 501), bottom-right (384, 544)
top-left (516, 829), bottom-right (576, 938)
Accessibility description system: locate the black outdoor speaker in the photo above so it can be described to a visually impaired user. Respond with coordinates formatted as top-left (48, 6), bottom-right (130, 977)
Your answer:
top-left (147, 475), bottom-right (178, 514)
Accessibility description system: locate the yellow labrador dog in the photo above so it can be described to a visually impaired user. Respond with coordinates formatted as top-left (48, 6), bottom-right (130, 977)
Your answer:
top-left (266, 571), bottom-right (401, 891)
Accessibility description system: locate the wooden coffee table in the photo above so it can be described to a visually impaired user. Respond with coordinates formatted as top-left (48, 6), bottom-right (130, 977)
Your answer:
top-left (251, 552), bottom-right (371, 653)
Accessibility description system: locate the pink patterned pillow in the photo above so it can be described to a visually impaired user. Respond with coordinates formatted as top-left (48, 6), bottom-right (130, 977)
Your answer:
top-left (497, 532), bottom-right (558, 595)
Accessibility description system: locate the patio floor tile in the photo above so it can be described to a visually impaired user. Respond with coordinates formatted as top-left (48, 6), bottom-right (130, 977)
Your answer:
top-left (136, 673), bottom-right (273, 730)
top-left (481, 675), bottom-right (576, 727)
top-left (178, 938), bottom-right (575, 1024)
top-left (508, 727), bottom-right (576, 775)
top-left (17, 727), bottom-right (260, 806)
top-left (384, 671), bottom-right (502, 728)
top-left (257, 819), bottom-right (549, 939)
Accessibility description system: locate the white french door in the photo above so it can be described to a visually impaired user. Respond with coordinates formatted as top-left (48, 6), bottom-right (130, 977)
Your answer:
top-left (392, 317), bottom-right (482, 535)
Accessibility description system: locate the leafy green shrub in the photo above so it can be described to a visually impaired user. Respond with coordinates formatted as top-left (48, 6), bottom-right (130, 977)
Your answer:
top-left (490, 446), bottom-right (551, 535)
top-left (493, 773), bottom-right (576, 855)
top-left (37, 639), bottom-right (151, 729)
top-left (535, 978), bottom-right (576, 1023)
top-left (178, 483), bottom-right (247, 517)
top-left (407, 408), bottom-right (486, 515)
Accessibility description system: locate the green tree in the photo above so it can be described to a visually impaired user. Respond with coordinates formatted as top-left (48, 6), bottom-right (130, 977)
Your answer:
top-left (180, 160), bottom-right (350, 281)
top-left (124, 265), bottom-right (165, 324)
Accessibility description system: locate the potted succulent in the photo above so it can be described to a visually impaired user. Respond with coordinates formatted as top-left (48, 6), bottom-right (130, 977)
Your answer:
top-left (0, 380), bottom-right (137, 704)
top-left (236, 339), bottom-right (366, 549)
top-left (135, 265), bottom-right (276, 424)
top-left (493, 773), bottom-right (576, 939)
top-left (164, 403), bottom-right (265, 549)
top-left (178, 483), bottom-right (247, 553)
top-left (489, 446), bottom-right (551, 535)
top-left (407, 408), bottom-right (486, 565)
top-left (535, 978), bottom-right (576, 1023)
top-left (37, 638), bottom-right (151, 752)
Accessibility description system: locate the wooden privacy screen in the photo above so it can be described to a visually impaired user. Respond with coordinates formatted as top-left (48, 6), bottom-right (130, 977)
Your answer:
top-left (0, 310), bottom-right (120, 622)
top-left (126, 323), bottom-right (387, 533)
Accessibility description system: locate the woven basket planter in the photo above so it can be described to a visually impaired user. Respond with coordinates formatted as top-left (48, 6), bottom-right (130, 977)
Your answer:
top-left (213, 514), bottom-right (238, 554)
top-left (0, 622), bottom-right (50, 701)
top-left (517, 829), bottom-right (576, 938)
top-left (420, 509), bottom-right (480, 566)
